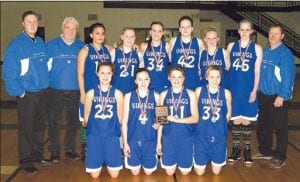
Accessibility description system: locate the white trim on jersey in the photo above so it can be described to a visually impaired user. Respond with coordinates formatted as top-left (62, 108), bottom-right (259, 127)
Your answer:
top-left (107, 165), bottom-right (123, 171)
top-left (124, 156), bottom-right (141, 170)
top-left (231, 115), bottom-right (258, 121)
top-left (86, 166), bottom-right (102, 173)
top-left (160, 158), bottom-right (177, 169)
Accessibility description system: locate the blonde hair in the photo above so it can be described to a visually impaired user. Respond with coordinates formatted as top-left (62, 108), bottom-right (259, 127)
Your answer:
top-left (204, 26), bottom-right (218, 37)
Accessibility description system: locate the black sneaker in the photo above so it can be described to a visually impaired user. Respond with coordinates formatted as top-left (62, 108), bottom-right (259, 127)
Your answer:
top-left (80, 144), bottom-right (86, 162)
top-left (34, 158), bottom-right (53, 165)
top-left (243, 146), bottom-right (253, 167)
top-left (65, 151), bottom-right (80, 161)
top-left (228, 146), bottom-right (241, 162)
top-left (23, 165), bottom-right (38, 174)
top-left (51, 152), bottom-right (60, 163)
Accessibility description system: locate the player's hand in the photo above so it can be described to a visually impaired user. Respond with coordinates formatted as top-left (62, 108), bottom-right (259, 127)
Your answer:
top-left (167, 115), bottom-right (177, 123)
top-left (123, 143), bottom-right (131, 157)
top-left (80, 94), bottom-right (85, 104)
top-left (248, 91), bottom-right (257, 103)
top-left (156, 143), bottom-right (162, 156)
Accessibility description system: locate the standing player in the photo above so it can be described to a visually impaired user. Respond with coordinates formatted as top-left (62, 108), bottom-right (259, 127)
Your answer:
top-left (194, 65), bottom-right (232, 175)
top-left (83, 62), bottom-right (123, 179)
top-left (141, 21), bottom-right (170, 93)
top-left (77, 22), bottom-right (113, 161)
top-left (157, 66), bottom-right (198, 175)
top-left (169, 15), bottom-right (204, 90)
top-left (226, 19), bottom-right (262, 166)
top-left (122, 68), bottom-right (160, 175)
top-left (198, 27), bottom-right (230, 87)
top-left (111, 27), bottom-right (143, 94)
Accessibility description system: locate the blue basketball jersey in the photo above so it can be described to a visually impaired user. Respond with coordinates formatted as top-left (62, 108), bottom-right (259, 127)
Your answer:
top-left (87, 86), bottom-right (120, 137)
top-left (84, 43), bottom-right (111, 92)
top-left (127, 90), bottom-right (157, 143)
top-left (227, 41), bottom-right (257, 97)
top-left (199, 48), bottom-right (227, 87)
top-left (162, 88), bottom-right (193, 137)
top-left (112, 48), bottom-right (140, 94)
top-left (143, 41), bottom-right (170, 93)
top-left (171, 37), bottom-right (201, 90)
top-left (195, 86), bottom-right (228, 138)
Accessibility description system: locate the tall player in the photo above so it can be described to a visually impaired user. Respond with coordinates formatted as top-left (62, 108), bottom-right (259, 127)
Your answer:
top-left (169, 15), bottom-right (204, 90)
top-left (226, 20), bottom-right (262, 166)
top-left (122, 68), bottom-right (160, 175)
top-left (83, 62), bottom-right (123, 179)
top-left (157, 66), bottom-right (198, 175)
top-left (141, 21), bottom-right (170, 93)
top-left (194, 65), bottom-right (232, 175)
top-left (198, 27), bottom-right (230, 87)
top-left (111, 27), bottom-right (143, 94)
top-left (77, 22), bottom-right (113, 161)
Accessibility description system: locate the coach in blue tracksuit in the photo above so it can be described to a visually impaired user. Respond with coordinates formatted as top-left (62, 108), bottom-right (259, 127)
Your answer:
top-left (2, 11), bottom-right (49, 173)
top-left (254, 24), bottom-right (296, 169)
top-left (46, 17), bottom-right (84, 162)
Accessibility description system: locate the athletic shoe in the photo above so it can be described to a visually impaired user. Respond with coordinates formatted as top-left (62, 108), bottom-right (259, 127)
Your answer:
top-left (23, 165), bottom-right (38, 174)
top-left (51, 152), bottom-right (60, 163)
top-left (252, 153), bottom-right (273, 160)
top-left (269, 159), bottom-right (286, 169)
top-left (243, 146), bottom-right (253, 166)
top-left (228, 146), bottom-right (241, 162)
top-left (65, 151), bottom-right (80, 161)
top-left (34, 158), bottom-right (53, 165)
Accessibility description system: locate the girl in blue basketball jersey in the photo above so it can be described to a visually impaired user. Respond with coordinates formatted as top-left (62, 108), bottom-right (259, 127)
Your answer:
top-left (226, 20), bottom-right (262, 166)
top-left (77, 23), bottom-right (113, 161)
top-left (122, 68), bottom-right (160, 175)
top-left (83, 62), bottom-right (123, 179)
top-left (111, 27), bottom-right (144, 94)
top-left (198, 27), bottom-right (230, 87)
top-left (157, 66), bottom-right (198, 176)
top-left (194, 65), bottom-right (232, 175)
top-left (169, 16), bottom-right (204, 90)
top-left (141, 22), bottom-right (170, 93)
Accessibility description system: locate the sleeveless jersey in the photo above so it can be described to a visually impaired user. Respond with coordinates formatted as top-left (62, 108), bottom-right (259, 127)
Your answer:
top-left (195, 86), bottom-right (228, 138)
top-left (171, 36), bottom-right (201, 90)
top-left (86, 86), bottom-right (120, 137)
top-left (227, 41), bottom-right (257, 97)
top-left (84, 43), bottom-right (111, 92)
top-left (127, 90), bottom-right (157, 142)
top-left (162, 88), bottom-right (193, 137)
top-left (199, 48), bottom-right (227, 86)
top-left (143, 41), bottom-right (170, 92)
top-left (112, 48), bottom-right (139, 94)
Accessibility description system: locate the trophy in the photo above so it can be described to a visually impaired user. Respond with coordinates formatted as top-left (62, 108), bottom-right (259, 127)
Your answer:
top-left (155, 106), bottom-right (169, 125)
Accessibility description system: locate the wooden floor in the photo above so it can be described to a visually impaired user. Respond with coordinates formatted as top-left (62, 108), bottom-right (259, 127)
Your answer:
top-left (1, 69), bottom-right (300, 182)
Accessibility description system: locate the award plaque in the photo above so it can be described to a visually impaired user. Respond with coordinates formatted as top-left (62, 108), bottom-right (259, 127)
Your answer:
top-left (155, 106), bottom-right (169, 125)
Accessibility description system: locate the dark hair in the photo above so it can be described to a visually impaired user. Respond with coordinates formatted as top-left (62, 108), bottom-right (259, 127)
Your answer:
top-left (168, 66), bottom-right (186, 78)
top-left (96, 62), bottom-right (115, 73)
top-left (22, 11), bottom-right (38, 21)
top-left (147, 21), bottom-right (165, 51)
top-left (134, 68), bottom-right (150, 80)
top-left (269, 23), bottom-right (284, 34)
top-left (205, 65), bottom-right (222, 79)
top-left (87, 22), bottom-right (106, 43)
top-left (178, 15), bottom-right (193, 27)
